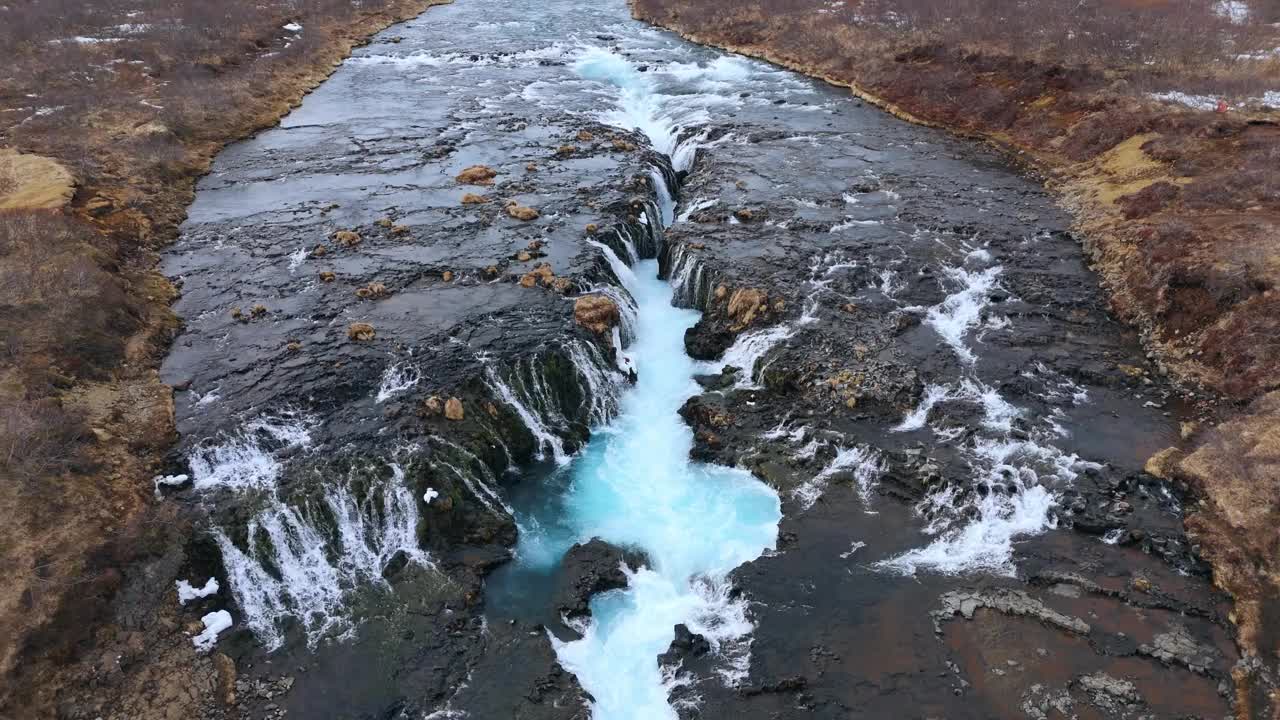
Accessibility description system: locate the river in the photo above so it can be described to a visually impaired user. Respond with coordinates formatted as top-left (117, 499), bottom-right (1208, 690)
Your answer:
top-left (158, 0), bottom-right (1240, 717)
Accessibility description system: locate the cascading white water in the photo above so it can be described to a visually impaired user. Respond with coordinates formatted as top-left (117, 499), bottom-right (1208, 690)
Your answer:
top-left (211, 460), bottom-right (432, 650)
top-left (880, 259), bottom-right (1102, 575)
top-left (538, 261), bottom-right (781, 719)
top-left (498, 46), bottom-right (781, 720)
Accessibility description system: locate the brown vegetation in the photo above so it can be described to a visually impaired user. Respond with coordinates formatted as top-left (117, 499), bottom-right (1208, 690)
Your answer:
top-left (0, 0), bottom-right (452, 715)
top-left (456, 164), bottom-right (498, 184)
top-left (632, 0), bottom-right (1280, 709)
top-left (506, 200), bottom-right (541, 220)
top-left (574, 295), bottom-right (621, 334)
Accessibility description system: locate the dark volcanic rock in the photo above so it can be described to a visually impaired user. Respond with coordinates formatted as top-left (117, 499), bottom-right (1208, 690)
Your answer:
top-left (554, 538), bottom-right (649, 619)
top-left (684, 316), bottom-right (736, 360)
top-left (658, 624), bottom-right (710, 668)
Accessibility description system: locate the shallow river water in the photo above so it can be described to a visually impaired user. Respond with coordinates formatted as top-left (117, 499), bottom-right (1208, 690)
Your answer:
top-left (158, 0), bottom-right (1241, 717)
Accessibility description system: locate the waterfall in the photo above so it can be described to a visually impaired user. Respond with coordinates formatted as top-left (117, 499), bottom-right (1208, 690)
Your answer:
top-left (485, 362), bottom-right (571, 466)
top-left (211, 460), bottom-right (430, 650)
top-left (484, 340), bottom-right (626, 467)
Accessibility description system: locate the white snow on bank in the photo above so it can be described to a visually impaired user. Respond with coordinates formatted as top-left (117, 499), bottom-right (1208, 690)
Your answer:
top-left (1215, 0), bottom-right (1249, 23)
top-left (1150, 90), bottom-right (1280, 111)
top-left (1149, 91), bottom-right (1219, 111)
top-left (423, 487), bottom-right (440, 504)
top-left (152, 473), bottom-right (190, 496)
top-left (282, 22), bottom-right (303, 32)
top-left (176, 577), bottom-right (220, 605)
top-left (192, 610), bottom-right (233, 652)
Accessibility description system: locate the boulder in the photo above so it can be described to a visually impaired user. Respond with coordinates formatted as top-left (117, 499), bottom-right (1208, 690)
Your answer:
top-left (444, 397), bottom-right (464, 421)
top-left (456, 165), bottom-right (497, 185)
top-left (333, 230), bottom-right (361, 247)
top-left (506, 202), bottom-right (540, 221)
top-left (658, 624), bottom-right (711, 668)
top-left (574, 295), bottom-right (619, 335)
top-left (553, 539), bottom-right (648, 619)
top-left (347, 323), bottom-right (376, 341)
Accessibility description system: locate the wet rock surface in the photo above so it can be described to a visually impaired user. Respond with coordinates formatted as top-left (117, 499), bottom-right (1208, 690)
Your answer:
top-left (118, 0), bottom-right (1249, 717)
top-left (553, 539), bottom-right (650, 622)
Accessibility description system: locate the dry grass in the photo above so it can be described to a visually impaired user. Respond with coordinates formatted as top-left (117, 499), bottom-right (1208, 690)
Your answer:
top-left (653, 0), bottom-right (1280, 98)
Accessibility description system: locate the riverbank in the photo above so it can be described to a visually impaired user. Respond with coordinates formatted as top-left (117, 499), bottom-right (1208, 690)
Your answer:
top-left (0, 1), bottom-right (451, 715)
top-left (628, 0), bottom-right (1279, 712)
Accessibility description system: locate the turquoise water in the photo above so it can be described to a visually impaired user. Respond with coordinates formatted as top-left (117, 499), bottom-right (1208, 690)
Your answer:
top-left (503, 260), bottom-right (781, 719)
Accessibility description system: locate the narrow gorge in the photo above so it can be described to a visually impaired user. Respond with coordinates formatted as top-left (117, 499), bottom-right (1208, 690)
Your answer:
top-left (134, 0), bottom-right (1247, 717)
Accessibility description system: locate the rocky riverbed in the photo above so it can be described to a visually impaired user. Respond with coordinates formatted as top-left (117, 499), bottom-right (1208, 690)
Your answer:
top-left (63, 0), bottom-right (1251, 717)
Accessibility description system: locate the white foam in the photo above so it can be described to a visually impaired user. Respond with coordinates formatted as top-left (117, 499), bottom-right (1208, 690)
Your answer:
top-left (376, 360), bottom-right (421, 403)
top-left (839, 541), bottom-right (867, 559)
top-left (153, 473), bottom-right (190, 496)
top-left (188, 413), bottom-right (314, 493)
top-left (287, 246), bottom-right (308, 272)
top-left (925, 265), bottom-right (1002, 364)
top-left (677, 197), bottom-right (718, 223)
top-left (792, 445), bottom-right (882, 511)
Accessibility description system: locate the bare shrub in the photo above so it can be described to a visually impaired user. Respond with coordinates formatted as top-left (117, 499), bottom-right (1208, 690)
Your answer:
top-left (0, 398), bottom-right (88, 482)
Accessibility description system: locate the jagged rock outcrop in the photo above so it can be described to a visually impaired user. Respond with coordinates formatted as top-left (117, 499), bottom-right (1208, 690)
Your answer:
top-left (553, 539), bottom-right (649, 620)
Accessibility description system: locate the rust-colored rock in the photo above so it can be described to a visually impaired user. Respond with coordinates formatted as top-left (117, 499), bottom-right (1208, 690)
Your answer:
top-left (355, 282), bottom-right (387, 299)
top-left (461, 192), bottom-right (488, 204)
top-left (444, 397), bottom-right (464, 421)
top-left (390, 224), bottom-right (410, 236)
top-left (516, 250), bottom-right (533, 262)
top-left (552, 277), bottom-right (573, 294)
top-left (585, 223), bottom-right (599, 234)
top-left (347, 323), bottom-right (376, 341)
top-left (520, 263), bottom-right (555, 289)
top-left (333, 230), bottom-right (361, 246)
top-left (456, 164), bottom-right (497, 185)
top-left (319, 270), bottom-right (336, 282)
top-left (374, 218), bottom-right (393, 228)
top-left (442, 271), bottom-right (454, 282)
top-left (576, 130), bottom-right (594, 142)
top-left (555, 145), bottom-right (577, 157)
top-left (505, 201), bottom-right (540, 221)
top-left (422, 396), bottom-right (443, 416)
top-left (574, 295), bottom-right (620, 335)
top-left (312, 244), bottom-right (328, 257)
